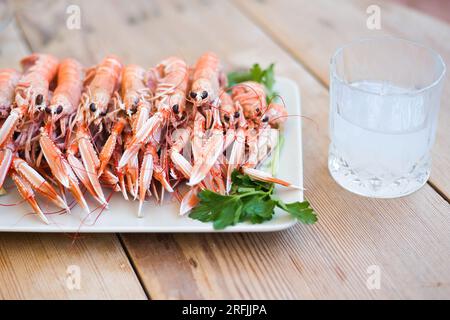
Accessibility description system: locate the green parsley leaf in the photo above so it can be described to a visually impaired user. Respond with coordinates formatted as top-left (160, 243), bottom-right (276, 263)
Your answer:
top-left (231, 170), bottom-right (272, 192)
top-left (243, 197), bottom-right (276, 224)
top-left (276, 200), bottom-right (318, 224)
top-left (189, 170), bottom-right (317, 230)
top-left (227, 69), bottom-right (254, 87)
top-left (213, 198), bottom-right (242, 230)
top-left (263, 63), bottom-right (275, 92)
top-left (189, 202), bottom-right (215, 222)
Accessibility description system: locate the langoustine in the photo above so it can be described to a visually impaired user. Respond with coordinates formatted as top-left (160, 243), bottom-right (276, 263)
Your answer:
top-left (0, 53), bottom-right (295, 223)
top-left (39, 58), bottom-right (90, 214)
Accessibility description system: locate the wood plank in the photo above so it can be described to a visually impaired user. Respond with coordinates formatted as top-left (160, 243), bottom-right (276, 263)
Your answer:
top-left (0, 233), bottom-right (146, 299)
top-left (0, 15), bottom-right (146, 300)
top-left (234, 0), bottom-right (450, 200)
top-left (15, 0), bottom-right (450, 299)
top-left (392, 0), bottom-right (450, 24)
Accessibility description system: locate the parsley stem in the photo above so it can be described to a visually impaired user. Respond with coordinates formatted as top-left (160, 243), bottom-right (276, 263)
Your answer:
top-left (236, 191), bottom-right (269, 199)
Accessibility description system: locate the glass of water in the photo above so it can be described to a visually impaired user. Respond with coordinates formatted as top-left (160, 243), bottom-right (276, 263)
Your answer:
top-left (329, 37), bottom-right (446, 198)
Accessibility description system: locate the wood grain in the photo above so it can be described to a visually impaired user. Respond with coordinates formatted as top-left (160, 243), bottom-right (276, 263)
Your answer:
top-left (12, 0), bottom-right (450, 299)
top-left (0, 12), bottom-right (146, 300)
top-left (234, 0), bottom-right (450, 200)
top-left (0, 233), bottom-right (146, 299)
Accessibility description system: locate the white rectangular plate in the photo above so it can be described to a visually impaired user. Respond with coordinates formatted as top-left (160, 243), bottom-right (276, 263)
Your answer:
top-left (0, 77), bottom-right (302, 232)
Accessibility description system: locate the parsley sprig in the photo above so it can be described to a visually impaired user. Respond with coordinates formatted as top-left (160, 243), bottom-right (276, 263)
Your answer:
top-left (227, 63), bottom-right (278, 103)
top-left (189, 170), bottom-right (317, 230)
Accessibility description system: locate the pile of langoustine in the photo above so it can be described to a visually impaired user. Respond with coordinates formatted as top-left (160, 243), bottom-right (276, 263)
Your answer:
top-left (0, 52), bottom-right (295, 224)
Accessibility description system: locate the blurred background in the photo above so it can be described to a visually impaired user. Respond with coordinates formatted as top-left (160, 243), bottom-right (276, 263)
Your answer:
top-left (1, 0), bottom-right (450, 66)
top-left (0, 0), bottom-right (449, 66)
top-left (393, 0), bottom-right (450, 23)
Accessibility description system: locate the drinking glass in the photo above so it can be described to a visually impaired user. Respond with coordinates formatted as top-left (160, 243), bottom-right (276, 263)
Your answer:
top-left (329, 37), bottom-right (446, 198)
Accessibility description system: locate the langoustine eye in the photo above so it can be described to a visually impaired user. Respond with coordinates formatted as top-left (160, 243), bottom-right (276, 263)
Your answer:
top-left (35, 94), bottom-right (43, 105)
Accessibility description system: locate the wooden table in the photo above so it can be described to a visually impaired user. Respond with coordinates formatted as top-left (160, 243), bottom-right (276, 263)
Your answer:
top-left (0, 0), bottom-right (449, 300)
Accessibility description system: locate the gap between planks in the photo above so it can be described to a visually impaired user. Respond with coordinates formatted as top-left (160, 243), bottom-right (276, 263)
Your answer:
top-left (231, 1), bottom-right (450, 204)
top-left (118, 234), bottom-right (152, 300)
